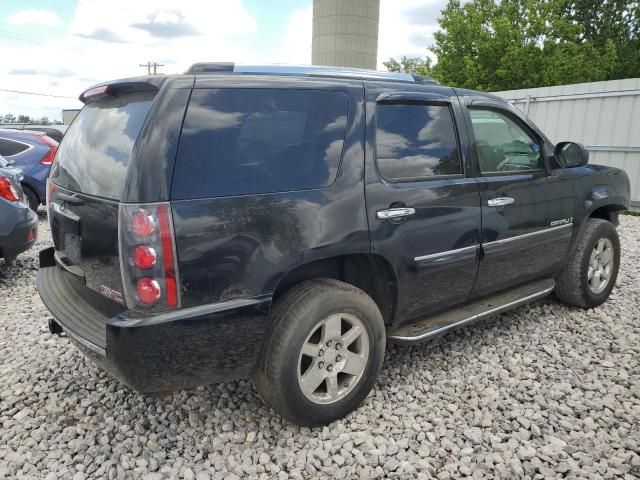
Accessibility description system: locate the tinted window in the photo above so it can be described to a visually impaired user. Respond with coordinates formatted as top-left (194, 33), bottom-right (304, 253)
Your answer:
top-left (172, 88), bottom-right (349, 199)
top-left (0, 138), bottom-right (29, 157)
top-left (50, 92), bottom-right (155, 199)
top-left (470, 108), bottom-right (543, 174)
top-left (376, 103), bottom-right (461, 180)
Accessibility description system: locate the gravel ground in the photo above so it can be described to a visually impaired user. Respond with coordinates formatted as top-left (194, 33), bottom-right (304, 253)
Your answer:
top-left (1, 213), bottom-right (639, 480)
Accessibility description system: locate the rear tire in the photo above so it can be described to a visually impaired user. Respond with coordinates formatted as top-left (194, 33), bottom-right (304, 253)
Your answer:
top-left (23, 186), bottom-right (39, 212)
top-left (254, 279), bottom-right (385, 426)
top-left (554, 218), bottom-right (620, 308)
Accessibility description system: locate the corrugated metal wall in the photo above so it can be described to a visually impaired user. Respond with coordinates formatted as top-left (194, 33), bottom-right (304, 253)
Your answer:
top-left (493, 78), bottom-right (640, 208)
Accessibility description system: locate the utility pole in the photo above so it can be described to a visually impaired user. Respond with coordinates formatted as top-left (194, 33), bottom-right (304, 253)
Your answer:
top-left (139, 61), bottom-right (165, 75)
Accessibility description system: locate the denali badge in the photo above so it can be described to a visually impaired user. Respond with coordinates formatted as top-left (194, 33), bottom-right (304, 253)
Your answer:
top-left (100, 285), bottom-right (124, 304)
top-left (550, 217), bottom-right (573, 227)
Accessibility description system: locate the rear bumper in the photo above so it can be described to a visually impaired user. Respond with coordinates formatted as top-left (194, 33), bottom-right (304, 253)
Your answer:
top-left (0, 206), bottom-right (38, 262)
top-left (36, 248), bottom-right (271, 393)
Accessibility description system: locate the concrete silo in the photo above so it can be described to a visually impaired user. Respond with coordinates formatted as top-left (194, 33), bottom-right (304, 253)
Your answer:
top-left (312, 0), bottom-right (380, 69)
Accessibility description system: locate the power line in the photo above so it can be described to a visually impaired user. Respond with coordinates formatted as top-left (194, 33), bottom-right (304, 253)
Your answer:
top-left (0, 88), bottom-right (76, 100)
top-left (139, 61), bottom-right (165, 75)
top-left (0, 29), bottom-right (45, 45)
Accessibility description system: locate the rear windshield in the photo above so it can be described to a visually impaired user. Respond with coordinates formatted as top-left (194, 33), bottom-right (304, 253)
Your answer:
top-left (50, 91), bottom-right (154, 200)
top-left (172, 88), bottom-right (349, 199)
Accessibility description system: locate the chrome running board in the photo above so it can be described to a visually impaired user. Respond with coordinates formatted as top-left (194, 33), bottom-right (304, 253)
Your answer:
top-left (388, 278), bottom-right (555, 345)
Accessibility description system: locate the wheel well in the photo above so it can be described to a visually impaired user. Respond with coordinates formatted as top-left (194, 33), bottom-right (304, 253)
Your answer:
top-left (21, 183), bottom-right (39, 202)
top-left (273, 254), bottom-right (397, 325)
top-left (589, 205), bottom-right (622, 225)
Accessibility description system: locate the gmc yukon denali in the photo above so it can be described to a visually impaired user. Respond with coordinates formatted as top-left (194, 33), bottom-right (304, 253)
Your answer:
top-left (37, 64), bottom-right (630, 426)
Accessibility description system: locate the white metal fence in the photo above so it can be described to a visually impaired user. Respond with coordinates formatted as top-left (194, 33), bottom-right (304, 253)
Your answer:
top-left (493, 78), bottom-right (640, 209)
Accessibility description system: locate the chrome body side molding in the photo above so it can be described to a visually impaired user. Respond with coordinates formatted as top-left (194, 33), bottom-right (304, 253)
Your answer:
top-left (412, 223), bottom-right (573, 264)
top-left (483, 223), bottom-right (573, 248)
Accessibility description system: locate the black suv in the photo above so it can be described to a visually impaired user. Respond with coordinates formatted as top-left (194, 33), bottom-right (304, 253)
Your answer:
top-left (37, 64), bottom-right (630, 426)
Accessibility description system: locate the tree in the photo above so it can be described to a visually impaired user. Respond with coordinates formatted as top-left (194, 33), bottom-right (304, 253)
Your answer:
top-left (386, 0), bottom-right (640, 91)
top-left (383, 56), bottom-right (433, 76)
top-left (2, 113), bottom-right (16, 123)
top-left (17, 115), bottom-right (31, 124)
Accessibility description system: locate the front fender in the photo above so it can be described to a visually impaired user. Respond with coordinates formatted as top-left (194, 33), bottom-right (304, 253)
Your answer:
top-left (584, 184), bottom-right (629, 217)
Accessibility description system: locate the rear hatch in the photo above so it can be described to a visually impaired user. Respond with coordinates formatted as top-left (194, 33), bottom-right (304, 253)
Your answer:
top-left (48, 88), bottom-right (156, 304)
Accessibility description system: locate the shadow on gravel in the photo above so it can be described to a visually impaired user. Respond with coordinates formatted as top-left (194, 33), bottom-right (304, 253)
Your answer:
top-left (46, 296), bottom-right (558, 431)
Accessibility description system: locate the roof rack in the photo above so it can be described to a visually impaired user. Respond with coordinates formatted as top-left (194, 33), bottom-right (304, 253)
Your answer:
top-left (185, 63), bottom-right (439, 85)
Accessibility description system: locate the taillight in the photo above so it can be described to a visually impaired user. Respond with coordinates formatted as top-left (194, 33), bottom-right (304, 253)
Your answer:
top-left (132, 210), bottom-right (156, 237)
top-left (133, 245), bottom-right (157, 269)
top-left (81, 85), bottom-right (109, 102)
top-left (0, 177), bottom-right (20, 202)
top-left (136, 278), bottom-right (161, 304)
top-left (119, 203), bottom-right (181, 311)
top-left (37, 135), bottom-right (58, 166)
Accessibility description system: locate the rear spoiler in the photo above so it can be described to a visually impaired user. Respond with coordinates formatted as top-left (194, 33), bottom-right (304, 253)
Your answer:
top-left (79, 77), bottom-right (164, 104)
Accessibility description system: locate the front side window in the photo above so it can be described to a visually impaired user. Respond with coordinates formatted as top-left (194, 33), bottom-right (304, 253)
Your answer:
top-left (172, 88), bottom-right (349, 199)
top-left (469, 108), bottom-right (544, 174)
top-left (375, 103), bottom-right (461, 181)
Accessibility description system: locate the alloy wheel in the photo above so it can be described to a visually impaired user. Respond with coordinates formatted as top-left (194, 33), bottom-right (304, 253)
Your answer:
top-left (587, 237), bottom-right (614, 294)
top-left (297, 313), bottom-right (369, 405)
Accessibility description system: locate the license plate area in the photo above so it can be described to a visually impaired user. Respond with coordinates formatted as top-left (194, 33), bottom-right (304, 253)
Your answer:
top-left (50, 201), bottom-right (82, 261)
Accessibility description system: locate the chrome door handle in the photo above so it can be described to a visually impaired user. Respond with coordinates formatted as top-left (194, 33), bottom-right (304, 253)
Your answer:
top-left (376, 207), bottom-right (415, 220)
top-left (488, 197), bottom-right (515, 207)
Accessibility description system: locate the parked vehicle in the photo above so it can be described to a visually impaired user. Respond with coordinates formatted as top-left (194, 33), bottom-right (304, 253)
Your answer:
top-left (37, 65), bottom-right (630, 426)
top-left (0, 129), bottom-right (58, 211)
top-left (0, 124), bottom-right (67, 143)
top-left (0, 155), bottom-right (38, 263)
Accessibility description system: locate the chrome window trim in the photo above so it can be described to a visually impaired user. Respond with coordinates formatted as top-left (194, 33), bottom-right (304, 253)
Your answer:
top-left (414, 244), bottom-right (478, 263)
top-left (483, 223), bottom-right (573, 247)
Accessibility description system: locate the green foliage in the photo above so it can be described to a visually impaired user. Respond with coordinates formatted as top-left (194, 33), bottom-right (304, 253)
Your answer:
top-left (383, 56), bottom-right (433, 76)
top-left (387, 0), bottom-right (640, 91)
top-left (0, 114), bottom-right (51, 125)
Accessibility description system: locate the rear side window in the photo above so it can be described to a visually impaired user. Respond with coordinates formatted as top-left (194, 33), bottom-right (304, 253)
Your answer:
top-left (0, 138), bottom-right (30, 157)
top-left (376, 103), bottom-right (461, 181)
top-left (172, 88), bottom-right (349, 199)
top-left (50, 92), bottom-right (155, 199)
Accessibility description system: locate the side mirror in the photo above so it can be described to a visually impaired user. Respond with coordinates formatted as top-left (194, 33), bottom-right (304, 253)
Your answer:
top-left (555, 141), bottom-right (589, 168)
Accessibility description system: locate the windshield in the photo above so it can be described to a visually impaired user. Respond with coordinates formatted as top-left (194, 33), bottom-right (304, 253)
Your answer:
top-left (50, 91), bottom-right (155, 200)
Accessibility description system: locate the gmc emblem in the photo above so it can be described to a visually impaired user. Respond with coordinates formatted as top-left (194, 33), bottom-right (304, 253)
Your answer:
top-left (100, 285), bottom-right (124, 304)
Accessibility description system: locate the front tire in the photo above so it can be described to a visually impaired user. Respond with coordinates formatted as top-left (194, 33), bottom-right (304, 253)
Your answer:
top-left (254, 279), bottom-right (385, 426)
top-left (555, 218), bottom-right (620, 308)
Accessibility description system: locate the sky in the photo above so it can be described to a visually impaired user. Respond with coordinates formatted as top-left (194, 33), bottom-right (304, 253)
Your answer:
top-left (0, 0), bottom-right (444, 121)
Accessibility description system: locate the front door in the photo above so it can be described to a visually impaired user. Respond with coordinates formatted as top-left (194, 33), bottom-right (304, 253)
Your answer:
top-left (364, 84), bottom-right (482, 323)
top-left (462, 102), bottom-right (575, 297)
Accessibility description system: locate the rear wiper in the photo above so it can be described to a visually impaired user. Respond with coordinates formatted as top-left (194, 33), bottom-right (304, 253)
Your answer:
top-left (58, 193), bottom-right (85, 206)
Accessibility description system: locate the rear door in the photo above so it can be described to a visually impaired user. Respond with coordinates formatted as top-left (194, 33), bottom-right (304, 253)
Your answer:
top-left (460, 97), bottom-right (575, 297)
top-left (48, 89), bottom-right (157, 301)
top-left (364, 83), bottom-right (482, 323)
